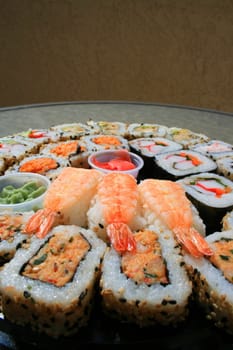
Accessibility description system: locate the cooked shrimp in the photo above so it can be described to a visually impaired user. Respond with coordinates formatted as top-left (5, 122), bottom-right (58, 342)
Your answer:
top-left (90, 172), bottom-right (139, 253)
top-left (138, 179), bottom-right (213, 258)
top-left (24, 167), bottom-right (103, 238)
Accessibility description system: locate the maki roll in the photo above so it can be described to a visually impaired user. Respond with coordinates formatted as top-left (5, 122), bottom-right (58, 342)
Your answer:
top-left (0, 211), bottom-right (34, 265)
top-left (166, 127), bottom-right (210, 149)
top-left (50, 123), bottom-right (96, 140)
top-left (129, 137), bottom-right (182, 179)
top-left (184, 230), bottom-right (233, 334)
top-left (100, 226), bottom-right (192, 327)
top-left (216, 155), bottom-right (233, 181)
top-left (178, 173), bottom-right (233, 234)
top-left (0, 225), bottom-right (106, 338)
top-left (191, 140), bottom-right (233, 160)
top-left (40, 140), bottom-right (88, 168)
top-left (0, 136), bottom-right (37, 169)
top-left (79, 134), bottom-right (129, 152)
top-left (14, 129), bottom-right (61, 151)
top-left (153, 150), bottom-right (217, 181)
top-left (127, 123), bottom-right (168, 139)
top-left (5, 154), bottom-right (71, 182)
top-left (87, 120), bottom-right (128, 137)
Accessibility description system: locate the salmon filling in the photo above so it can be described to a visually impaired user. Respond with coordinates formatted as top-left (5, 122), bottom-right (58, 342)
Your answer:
top-left (50, 141), bottom-right (79, 157)
top-left (22, 231), bottom-right (90, 287)
top-left (19, 158), bottom-right (58, 174)
top-left (208, 238), bottom-right (233, 283)
top-left (121, 230), bottom-right (168, 285)
top-left (0, 215), bottom-right (24, 241)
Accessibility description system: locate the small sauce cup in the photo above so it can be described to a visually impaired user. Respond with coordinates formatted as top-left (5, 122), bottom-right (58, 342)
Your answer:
top-left (88, 149), bottom-right (144, 179)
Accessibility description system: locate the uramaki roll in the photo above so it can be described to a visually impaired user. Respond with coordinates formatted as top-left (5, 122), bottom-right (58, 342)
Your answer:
top-left (100, 226), bottom-right (192, 327)
top-left (0, 225), bottom-right (106, 338)
top-left (184, 230), bottom-right (233, 334)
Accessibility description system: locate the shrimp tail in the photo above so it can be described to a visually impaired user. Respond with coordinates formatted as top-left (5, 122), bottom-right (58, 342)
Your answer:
top-left (174, 227), bottom-right (213, 258)
top-left (24, 208), bottom-right (58, 238)
top-left (107, 223), bottom-right (136, 253)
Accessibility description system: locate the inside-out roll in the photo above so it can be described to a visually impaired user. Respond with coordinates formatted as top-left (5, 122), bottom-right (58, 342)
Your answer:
top-left (184, 230), bottom-right (233, 334)
top-left (0, 225), bottom-right (106, 338)
top-left (0, 211), bottom-right (34, 265)
top-left (100, 226), bottom-right (192, 327)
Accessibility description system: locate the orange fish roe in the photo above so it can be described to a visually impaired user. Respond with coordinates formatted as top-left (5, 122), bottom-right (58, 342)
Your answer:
top-left (19, 158), bottom-right (58, 174)
top-left (92, 136), bottom-right (121, 146)
top-left (50, 141), bottom-right (79, 157)
top-left (121, 230), bottom-right (168, 285)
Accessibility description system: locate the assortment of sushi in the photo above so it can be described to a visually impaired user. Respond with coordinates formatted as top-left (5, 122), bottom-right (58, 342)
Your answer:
top-left (0, 120), bottom-right (233, 340)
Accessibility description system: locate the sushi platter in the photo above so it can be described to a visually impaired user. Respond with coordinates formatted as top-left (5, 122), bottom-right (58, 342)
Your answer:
top-left (0, 120), bottom-right (233, 349)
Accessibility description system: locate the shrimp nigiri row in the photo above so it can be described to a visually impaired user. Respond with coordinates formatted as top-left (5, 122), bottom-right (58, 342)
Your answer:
top-left (23, 167), bottom-right (212, 258)
top-left (138, 179), bottom-right (213, 258)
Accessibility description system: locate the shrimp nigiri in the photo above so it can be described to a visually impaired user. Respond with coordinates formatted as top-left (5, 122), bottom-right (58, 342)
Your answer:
top-left (24, 167), bottom-right (103, 238)
top-left (138, 179), bottom-right (213, 258)
top-left (88, 172), bottom-right (142, 253)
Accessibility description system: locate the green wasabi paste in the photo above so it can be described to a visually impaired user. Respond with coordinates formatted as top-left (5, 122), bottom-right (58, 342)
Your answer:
top-left (0, 181), bottom-right (46, 204)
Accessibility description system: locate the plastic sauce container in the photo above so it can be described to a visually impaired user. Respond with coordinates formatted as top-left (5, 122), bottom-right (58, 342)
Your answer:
top-left (88, 149), bottom-right (144, 178)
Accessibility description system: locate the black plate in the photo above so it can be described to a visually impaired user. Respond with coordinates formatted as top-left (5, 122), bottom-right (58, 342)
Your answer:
top-left (0, 295), bottom-right (233, 349)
